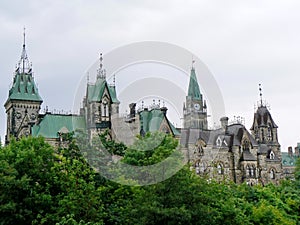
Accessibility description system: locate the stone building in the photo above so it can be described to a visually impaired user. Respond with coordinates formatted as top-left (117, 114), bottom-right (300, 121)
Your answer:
top-left (4, 34), bottom-right (178, 147)
top-left (4, 34), bottom-right (286, 184)
top-left (180, 68), bottom-right (283, 185)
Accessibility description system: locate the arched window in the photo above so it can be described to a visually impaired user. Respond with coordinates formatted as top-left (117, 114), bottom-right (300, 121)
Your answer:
top-left (242, 139), bottom-right (250, 151)
top-left (270, 169), bottom-right (275, 179)
top-left (246, 165), bottom-right (251, 177)
top-left (217, 163), bottom-right (223, 175)
top-left (267, 125), bottom-right (272, 141)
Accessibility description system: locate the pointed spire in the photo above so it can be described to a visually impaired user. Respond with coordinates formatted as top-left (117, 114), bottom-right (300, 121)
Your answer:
top-left (17, 27), bottom-right (32, 75)
top-left (187, 61), bottom-right (201, 100)
top-left (97, 53), bottom-right (106, 80)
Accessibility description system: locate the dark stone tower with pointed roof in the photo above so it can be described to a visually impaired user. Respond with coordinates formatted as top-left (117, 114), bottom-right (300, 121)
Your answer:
top-left (4, 29), bottom-right (43, 144)
top-left (250, 84), bottom-right (282, 184)
top-left (183, 66), bottom-right (208, 129)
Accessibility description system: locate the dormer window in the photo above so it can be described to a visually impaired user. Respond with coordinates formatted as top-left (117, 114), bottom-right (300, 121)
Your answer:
top-left (269, 151), bottom-right (275, 160)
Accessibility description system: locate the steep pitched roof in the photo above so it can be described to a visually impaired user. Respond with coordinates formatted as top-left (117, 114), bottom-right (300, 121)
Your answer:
top-left (7, 72), bottom-right (42, 102)
top-left (187, 68), bottom-right (202, 100)
top-left (87, 78), bottom-right (119, 103)
top-left (31, 114), bottom-right (86, 138)
top-left (250, 106), bottom-right (278, 130)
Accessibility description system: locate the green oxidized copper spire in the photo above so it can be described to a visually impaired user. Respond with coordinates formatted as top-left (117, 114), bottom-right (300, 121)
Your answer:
top-left (7, 28), bottom-right (42, 102)
top-left (187, 64), bottom-right (201, 100)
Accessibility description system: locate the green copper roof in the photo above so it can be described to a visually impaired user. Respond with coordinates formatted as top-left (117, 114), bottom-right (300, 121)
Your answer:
top-left (7, 72), bottom-right (42, 102)
top-left (139, 109), bottom-right (180, 136)
top-left (31, 114), bottom-right (86, 138)
top-left (108, 85), bottom-right (120, 103)
top-left (282, 152), bottom-right (299, 167)
top-left (188, 68), bottom-right (201, 100)
top-left (87, 78), bottom-right (119, 103)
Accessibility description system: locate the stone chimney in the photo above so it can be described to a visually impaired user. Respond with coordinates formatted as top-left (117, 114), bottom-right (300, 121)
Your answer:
top-left (129, 103), bottom-right (136, 118)
top-left (294, 146), bottom-right (299, 157)
top-left (220, 117), bottom-right (229, 131)
top-left (288, 146), bottom-right (293, 157)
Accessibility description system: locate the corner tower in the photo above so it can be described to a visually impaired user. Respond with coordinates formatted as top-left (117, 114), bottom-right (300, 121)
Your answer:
top-left (250, 84), bottom-right (282, 184)
top-left (4, 29), bottom-right (43, 143)
top-left (250, 85), bottom-right (279, 145)
top-left (183, 63), bottom-right (208, 129)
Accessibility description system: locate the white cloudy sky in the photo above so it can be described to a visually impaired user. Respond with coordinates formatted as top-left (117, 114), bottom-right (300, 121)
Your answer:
top-left (0, 0), bottom-right (299, 151)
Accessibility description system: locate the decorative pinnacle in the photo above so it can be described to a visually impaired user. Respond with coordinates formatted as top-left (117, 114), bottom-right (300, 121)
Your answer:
top-left (97, 52), bottom-right (106, 80)
top-left (17, 27), bottom-right (32, 75)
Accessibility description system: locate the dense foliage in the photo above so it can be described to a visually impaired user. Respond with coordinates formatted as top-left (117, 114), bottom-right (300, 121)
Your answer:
top-left (0, 133), bottom-right (299, 224)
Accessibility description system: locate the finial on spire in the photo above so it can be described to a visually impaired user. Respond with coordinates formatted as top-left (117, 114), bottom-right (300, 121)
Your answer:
top-left (23, 27), bottom-right (26, 48)
top-left (99, 53), bottom-right (103, 70)
top-left (192, 56), bottom-right (195, 70)
top-left (259, 84), bottom-right (263, 106)
top-left (113, 74), bottom-right (116, 86)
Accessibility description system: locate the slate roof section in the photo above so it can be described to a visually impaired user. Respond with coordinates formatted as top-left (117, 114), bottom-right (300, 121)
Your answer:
top-left (31, 114), bottom-right (86, 138)
top-left (250, 106), bottom-right (278, 129)
top-left (242, 150), bottom-right (256, 161)
top-left (258, 144), bottom-right (270, 154)
top-left (180, 123), bottom-right (258, 148)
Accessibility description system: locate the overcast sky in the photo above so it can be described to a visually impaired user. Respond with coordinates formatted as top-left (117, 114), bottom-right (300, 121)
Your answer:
top-left (0, 0), bottom-right (299, 151)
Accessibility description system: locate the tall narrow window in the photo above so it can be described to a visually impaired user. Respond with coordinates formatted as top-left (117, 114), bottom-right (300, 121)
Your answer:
top-left (270, 169), bottom-right (275, 179)
top-left (217, 163), bottom-right (223, 175)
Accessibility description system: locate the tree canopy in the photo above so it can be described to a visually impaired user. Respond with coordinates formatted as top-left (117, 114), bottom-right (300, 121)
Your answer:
top-left (0, 133), bottom-right (299, 224)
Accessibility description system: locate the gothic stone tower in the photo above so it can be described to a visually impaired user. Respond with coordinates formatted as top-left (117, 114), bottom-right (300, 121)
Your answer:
top-left (81, 53), bottom-right (120, 140)
top-left (183, 66), bottom-right (208, 130)
top-left (4, 30), bottom-right (42, 144)
top-left (250, 86), bottom-right (282, 184)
